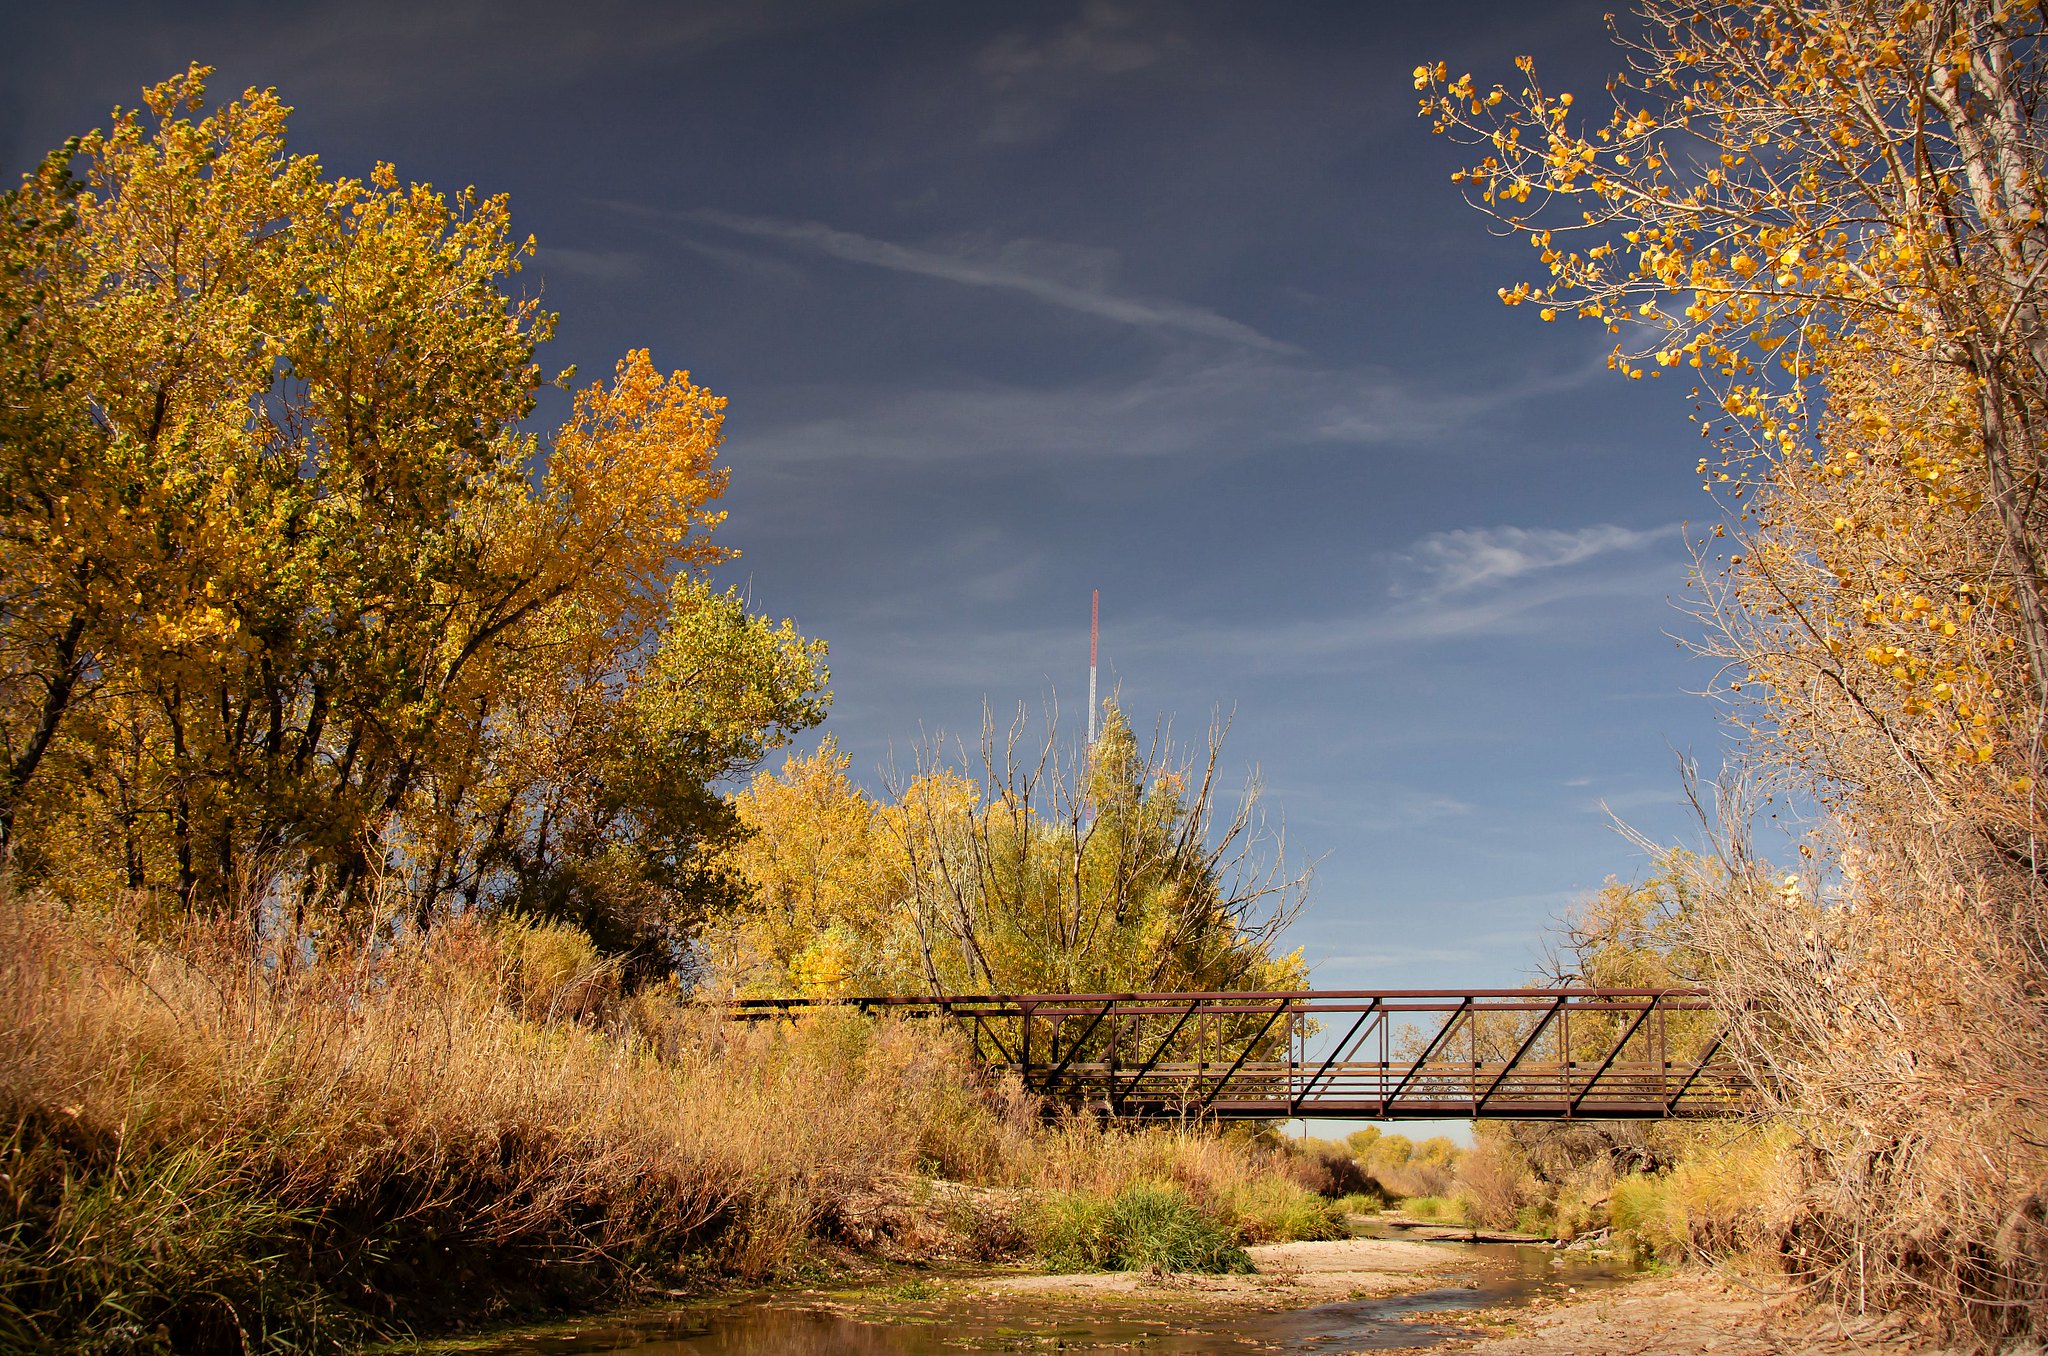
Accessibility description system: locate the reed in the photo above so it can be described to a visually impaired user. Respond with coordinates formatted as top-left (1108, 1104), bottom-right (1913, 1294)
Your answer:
top-left (0, 896), bottom-right (1343, 1352)
top-left (0, 899), bottom-right (1006, 1350)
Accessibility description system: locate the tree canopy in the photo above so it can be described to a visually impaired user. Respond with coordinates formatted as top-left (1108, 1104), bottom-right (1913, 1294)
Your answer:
top-left (0, 67), bottom-right (828, 965)
top-left (704, 704), bottom-right (1308, 999)
top-left (1423, 2), bottom-right (2048, 1337)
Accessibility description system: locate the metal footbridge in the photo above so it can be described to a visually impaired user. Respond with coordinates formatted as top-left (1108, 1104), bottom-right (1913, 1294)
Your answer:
top-left (730, 988), bottom-right (1743, 1121)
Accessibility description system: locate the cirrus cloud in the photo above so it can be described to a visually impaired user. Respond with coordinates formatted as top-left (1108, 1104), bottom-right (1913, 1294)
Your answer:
top-left (1394, 523), bottom-right (1674, 600)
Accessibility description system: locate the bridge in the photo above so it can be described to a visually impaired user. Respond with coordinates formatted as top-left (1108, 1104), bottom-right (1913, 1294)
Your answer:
top-left (731, 987), bottom-right (1744, 1121)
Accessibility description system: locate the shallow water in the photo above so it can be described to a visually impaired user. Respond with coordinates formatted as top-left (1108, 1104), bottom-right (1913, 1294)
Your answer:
top-left (457, 1238), bottom-right (1631, 1355)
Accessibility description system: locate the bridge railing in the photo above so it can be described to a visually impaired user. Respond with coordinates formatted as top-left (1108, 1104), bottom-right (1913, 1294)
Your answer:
top-left (726, 988), bottom-right (1745, 1121)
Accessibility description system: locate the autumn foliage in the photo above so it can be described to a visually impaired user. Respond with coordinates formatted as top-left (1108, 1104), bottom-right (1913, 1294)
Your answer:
top-left (0, 67), bottom-right (827, 959)
top-left (0, 68), bottom-right (1337, 1348)
top-left (703, 704), bottom-right (1308, 999)
top-left (1425, 0), bottom-right (2048, 1342)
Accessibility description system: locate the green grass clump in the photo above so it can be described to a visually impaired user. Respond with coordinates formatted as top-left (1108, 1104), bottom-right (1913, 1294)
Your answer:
top-left (1608, 1173), bottom-right (1676, 1262)
top-left (1399, 1194), bottom-right (1466, 1223)
top-left (1225, 1177), bottom-right (1347, 1243)
top-left (1028, 1192), bottom-right (1113, 1270)
top-left (0, 1124), bottom-right (370, 1354)
top-left (1028, 1183), bottom-right (1251, 1274)
top-left (1330, 1190), bottom-right (1386, 1216)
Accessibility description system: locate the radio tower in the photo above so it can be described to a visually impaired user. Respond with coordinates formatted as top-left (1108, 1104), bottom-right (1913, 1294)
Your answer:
top-left (1088, 590), bottom-right (1099, 746)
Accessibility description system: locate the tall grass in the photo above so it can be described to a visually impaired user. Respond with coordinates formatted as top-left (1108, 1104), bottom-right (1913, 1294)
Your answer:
top-left (0, 1123), bottom-right (361, 1353)
top-left (1602, 1125), bottom-right (1796, 1264)
top-left (0, 900), bottom-right (1014, 1350)
top-left (1026, 1183), bottom-right (1252, 1274)
top-left (0, 897), bottom-right (1346, 1351)
top-left (1005, 1119), bottom-right (1345, 1245)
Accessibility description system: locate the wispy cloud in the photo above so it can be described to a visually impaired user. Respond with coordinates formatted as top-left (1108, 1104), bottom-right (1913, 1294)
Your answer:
top-left (534, 247), bottom-right (645, 284)
top-left (608, 203), bottom-right (1296, 352)
top-left (976, 1), bottom-right (1185, 143)
top-left (832, 565), bottom-right (1677, 702)
top-left (1311, 356), bottom-right (1609, 444)
top-left (1155, 572), bottom-right (1671, 666)
top-left (1389, 791), bottom-right (1476, 823)
top-left (666, 236), bottom-right (810, 286)
top-left (1592, 786), bottom-right (1693, 815)
top-left (724, 350), bottom-right (1604, 473)
top-left (1394, 523), bottom-right (1673, 600)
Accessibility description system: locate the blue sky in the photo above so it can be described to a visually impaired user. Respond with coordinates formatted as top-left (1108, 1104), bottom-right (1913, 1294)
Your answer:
top-left (3, 0), bottom-right (1744, 1003)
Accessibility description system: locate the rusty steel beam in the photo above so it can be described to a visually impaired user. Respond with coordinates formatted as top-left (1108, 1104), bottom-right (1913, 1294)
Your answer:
top-left (722, 988), bottom-right (1745, 1121)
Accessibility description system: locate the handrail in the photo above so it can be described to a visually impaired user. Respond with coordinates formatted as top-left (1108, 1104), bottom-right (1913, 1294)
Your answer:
top-left (719, 987), bottom-right (1745, 1122)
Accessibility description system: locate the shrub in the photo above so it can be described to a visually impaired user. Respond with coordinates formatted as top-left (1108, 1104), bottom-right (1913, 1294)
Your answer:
top-left (1280, 1136), bottom-right (1377, 1197)
top-left (1454, 1130), bottom-right (1535, 1230)
top-left (1027, 1183), bottom-right (1251, 1274)
top-left (1401, 1195), bottom-right (1465, 1223)
top-left (1225, 1177), bottom-right (1347, 1243)
top-left (1618, 1125), bottom-right (1794, 1262)
top-left (1028, 1191), bottom-right (1115, 1270)
top-left (1547, 1184), bottom-right (1604, 1242)
top-left (1109, 1184), bottom-right (1254, 1273)
top-left (1608, 1173), bottom-right (1674, 1260)
top-left (498, 913), bottom-right (620, 1020)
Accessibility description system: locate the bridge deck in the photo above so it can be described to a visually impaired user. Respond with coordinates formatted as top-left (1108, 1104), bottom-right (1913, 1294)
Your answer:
top-left (729, 988), bottom-right (1744, 1121)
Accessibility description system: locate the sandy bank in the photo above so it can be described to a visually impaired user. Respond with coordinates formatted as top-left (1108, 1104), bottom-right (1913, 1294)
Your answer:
top-left (1444, 1271), bottom-right (1962, 1355)
top-left (975, 1234), bottom-right (1462, 1304)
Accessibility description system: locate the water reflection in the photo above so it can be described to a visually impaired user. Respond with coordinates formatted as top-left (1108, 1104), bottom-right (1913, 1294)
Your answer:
top-left (464, 1242), bottom-right (1628, 1354)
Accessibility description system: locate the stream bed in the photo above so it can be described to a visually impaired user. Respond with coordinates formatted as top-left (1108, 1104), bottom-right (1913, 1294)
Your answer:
top-left (448, 1237), bottom-right (1635, 1355)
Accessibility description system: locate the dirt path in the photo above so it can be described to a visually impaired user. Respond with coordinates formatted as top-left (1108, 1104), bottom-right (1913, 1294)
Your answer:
top-left (1442, 1271), bottom-right (1960, 1355)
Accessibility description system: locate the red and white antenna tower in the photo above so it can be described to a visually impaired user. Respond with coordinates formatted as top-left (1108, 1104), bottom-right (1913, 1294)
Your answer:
top-left (1088, 590), bottom-right (1099, 745)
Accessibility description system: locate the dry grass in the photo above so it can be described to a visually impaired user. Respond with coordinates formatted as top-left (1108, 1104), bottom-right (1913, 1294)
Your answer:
top-left (0, 896), bottom-right (1346, 1352)
top-left (1454, 1132), bottom-right (1536, 1231)
top-left (1002, 1119), bottom-right (1345, 1244)
top-left (1600, 1125), bottom-right (1797, 1265)
top-left (0, 898), bottom-right (1016, 1350)
top-left (1682, 814), bottom-right (2048, 1345)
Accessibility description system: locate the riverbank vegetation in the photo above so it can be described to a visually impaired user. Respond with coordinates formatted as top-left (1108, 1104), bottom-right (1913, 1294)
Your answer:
top-left (1423, 1), bottom-right (2048, 1343)
top-left (0, 70), bottom-right (1329, 1353)
top-left (1271, 1117), bottom-right (1791, 1273)
top-left (0, 897), bottom-right (1348, 1352)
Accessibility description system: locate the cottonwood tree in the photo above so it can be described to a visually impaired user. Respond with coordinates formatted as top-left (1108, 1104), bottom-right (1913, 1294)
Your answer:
top-left (699, 736), bottom-right (913, 995)
top-left (1421, 2), bottom-right (2048, 1336)
top-left (705, 704), bottom-right (1309, 1004)
top-left (1419, 0), bottom-right (2048, 826)
top-left (0, 68), bottom-right (827, 953)
top-left (885, 703), bottom-right (1310, 998)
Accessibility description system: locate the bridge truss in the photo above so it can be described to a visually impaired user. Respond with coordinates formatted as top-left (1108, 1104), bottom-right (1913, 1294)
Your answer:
top-left (730, 988), bottom-right (1745, 1121)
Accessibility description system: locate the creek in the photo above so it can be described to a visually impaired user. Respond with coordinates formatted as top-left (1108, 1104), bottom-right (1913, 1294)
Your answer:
top-left (450, 1234), bottom-right (1636, 1355)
